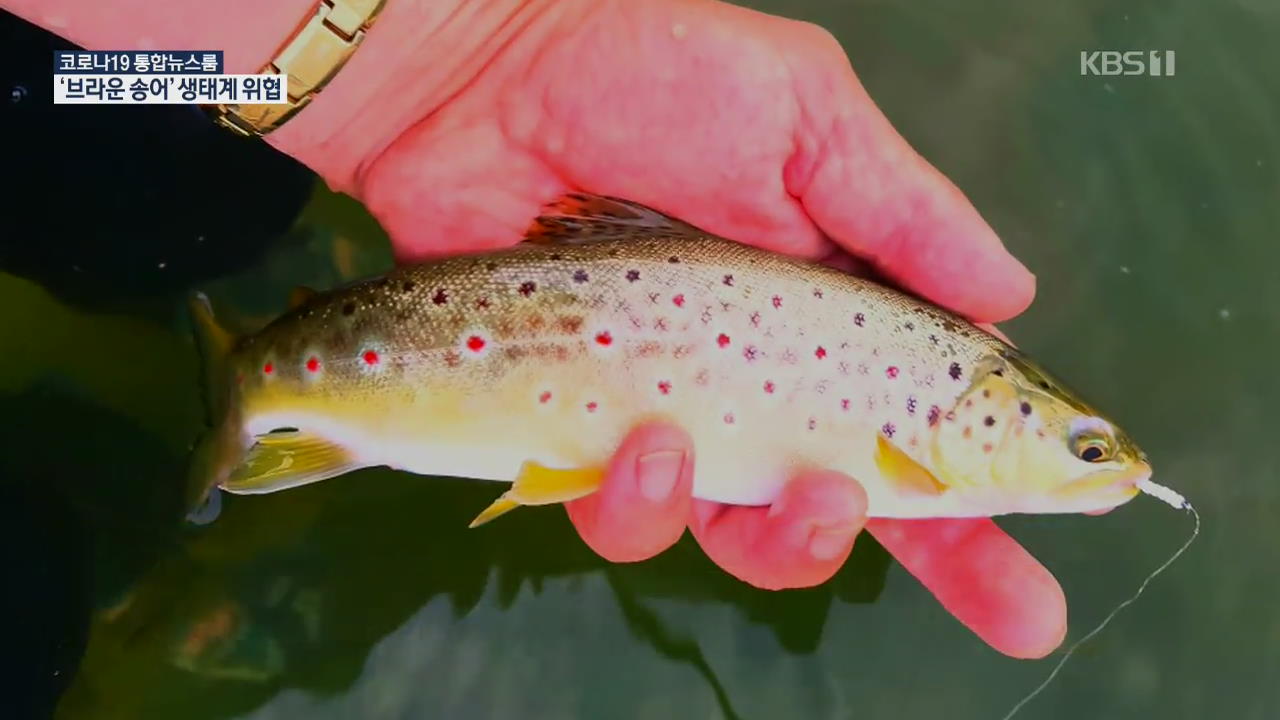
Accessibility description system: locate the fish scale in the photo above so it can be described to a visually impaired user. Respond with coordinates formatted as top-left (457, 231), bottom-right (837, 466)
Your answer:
top-left (188, 194), bottom-right (1150, 522)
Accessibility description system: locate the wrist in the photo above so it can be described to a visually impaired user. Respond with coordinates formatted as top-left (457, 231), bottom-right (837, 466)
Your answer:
top-left (267, 0), bottom-right (560, 196)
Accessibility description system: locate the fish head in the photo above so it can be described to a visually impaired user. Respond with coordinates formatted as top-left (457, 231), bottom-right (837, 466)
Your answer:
top-left (929, 352), bottom-right (1149, 514)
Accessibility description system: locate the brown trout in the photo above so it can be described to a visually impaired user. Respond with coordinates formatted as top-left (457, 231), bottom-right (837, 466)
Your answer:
top-left (189, 194), bottom-right (1149, 524)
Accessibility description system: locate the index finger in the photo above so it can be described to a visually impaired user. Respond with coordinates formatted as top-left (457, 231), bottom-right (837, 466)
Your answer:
top-left (866, 517), bottom-right (1066, 659)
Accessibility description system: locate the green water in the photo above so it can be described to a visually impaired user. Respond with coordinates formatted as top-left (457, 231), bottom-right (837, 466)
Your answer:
top-left (6, 0), bottom-right (1279, 718)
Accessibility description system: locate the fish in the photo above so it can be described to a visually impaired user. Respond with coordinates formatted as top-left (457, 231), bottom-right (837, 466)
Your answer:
top-left (187, 194), bottom-right (1151, 525)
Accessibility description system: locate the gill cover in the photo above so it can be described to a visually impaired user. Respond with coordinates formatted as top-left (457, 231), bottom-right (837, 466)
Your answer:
top-left (930, 355), bottom-right (1025, 490)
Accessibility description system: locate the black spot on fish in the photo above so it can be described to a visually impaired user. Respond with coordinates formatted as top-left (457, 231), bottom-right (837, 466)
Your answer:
top-left (1020, 401), bottom-right (1032, 416)
top-left (992, 369), bottom-right (1004, 377)
top-left (485, 262), bottom-right (498, 271)
top-left (904, 321), bottom-right (914, 331)
top-left (723, 274), bottom-right (735, 287)
top-left (626, 269), bottom-right (641, 282)
top-left (927, 406), bottom-right (941, 426)
top-left (668, 256), bottom-right (680, 264)
top-left (854, 313), bottom-right (865, 327)
top-left (433, 289), bottom-right (449, 305)
top-left (573, 269), bottom-right (589, 283)
top-left (1039, 380), bottom-right (1052, 390)
top-left (402, 281), bottom-right (416, 293)
top-left (342, 302), bottom-right (356, 316)
top-left (550, 253), bottom-right (563, 261)
top-left (984, 416), bottom-right (996, 427)
top-left (949, 362), bottom-right (962, 380)
top-left (882, 422), bottom-right (896, 438)
top-left (519, 281), bottom-right (537, 296)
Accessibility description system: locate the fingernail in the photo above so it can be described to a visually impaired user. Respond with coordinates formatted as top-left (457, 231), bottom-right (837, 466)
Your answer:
top-left (636, 450), bottom-right (685, 503)
top-left (808, 526), bottom-right (853, 561)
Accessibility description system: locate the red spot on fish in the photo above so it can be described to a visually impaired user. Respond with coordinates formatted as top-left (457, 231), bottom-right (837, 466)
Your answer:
top-left (466, 336), bottom-right (485, 352)
top-left (841, 398), bottom-right (851, 411)
top-left (717, 333), bottom-right (731, 348)
top-left (723, 412), bottom-right (735, 425)
top-left (763, 380), bottom-right (775, 394)
top-left (262, 362), bottom-right (274, 375)
top-left (539, 391), bottom-right (552, 404)
top-left (886, 366), bottom-right (899, 379)
top-left (432, 289), bottom-right (448, 305)
top-left (982, 442), bottom-right (993, 454)
top-left (306, 357), bottom-right (320, 373)
top-left (586, 401), bottom-right (598, 413)
top-left (772, 295), bottom-right (783, 309)
top-left (657, 380), bottom-right (672, 395)
top-left (963, 426), bottom-right (973, 439)
top-left (815, 346), bottom-right (827, 359)
top-left (673, 294), bottom-right (685, 308)
top-left (595, 331), bottom-right (613, 346)
top-left (362, 350), bottom-right (379, 366)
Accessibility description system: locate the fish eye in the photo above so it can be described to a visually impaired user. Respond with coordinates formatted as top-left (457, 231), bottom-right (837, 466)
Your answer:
top-left (1071, 431), bottom-right (1113, 463)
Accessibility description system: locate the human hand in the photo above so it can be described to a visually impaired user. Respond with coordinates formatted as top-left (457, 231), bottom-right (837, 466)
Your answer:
top-left (271, 0), bottom-right (1061, 659)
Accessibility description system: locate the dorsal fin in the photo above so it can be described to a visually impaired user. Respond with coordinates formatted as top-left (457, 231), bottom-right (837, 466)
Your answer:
top-left (288, 286), bottom-right (318, 310)
top-left (525, 193), bottom-right (708, 244)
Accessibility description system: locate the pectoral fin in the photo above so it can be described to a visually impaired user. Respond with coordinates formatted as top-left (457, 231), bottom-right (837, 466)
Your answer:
top-left (222, 431), bottom-right (358, 494)
top-left (469, 461), bottom-right (605, 528)
top-left (875, 434), bottom-right (948, 497)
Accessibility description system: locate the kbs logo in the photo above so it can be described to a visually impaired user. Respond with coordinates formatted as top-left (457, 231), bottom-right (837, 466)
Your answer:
top-left (1080, 50), bottom-right (1176, 76)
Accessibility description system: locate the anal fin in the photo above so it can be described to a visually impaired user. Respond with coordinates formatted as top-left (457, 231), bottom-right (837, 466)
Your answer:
top-left (469, 461), bottom-right (605, 528)
top-left (222, 430), bottom-right (358, 494)
top-left (875, 434), bottom-right (948, 497)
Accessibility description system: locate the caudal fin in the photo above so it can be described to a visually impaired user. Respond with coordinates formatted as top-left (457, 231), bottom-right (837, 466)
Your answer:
top-left (185, 292), bottom-right (242, 515)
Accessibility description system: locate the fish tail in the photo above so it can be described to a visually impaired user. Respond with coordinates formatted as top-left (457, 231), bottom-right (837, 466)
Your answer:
top-left (185, 292), bottom-right (244, 514)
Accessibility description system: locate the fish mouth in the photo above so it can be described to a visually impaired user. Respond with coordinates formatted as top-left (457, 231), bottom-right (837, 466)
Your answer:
top-left (1054, 461), bottom-right (1152, 501)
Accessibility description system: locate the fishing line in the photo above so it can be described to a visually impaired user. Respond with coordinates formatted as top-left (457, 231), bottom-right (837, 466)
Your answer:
top-left (1000, 479), bottom-right (1200, 720)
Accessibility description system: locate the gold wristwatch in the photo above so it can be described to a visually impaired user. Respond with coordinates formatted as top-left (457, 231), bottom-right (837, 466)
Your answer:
top-left (207, 0), bottom-right (386, 136)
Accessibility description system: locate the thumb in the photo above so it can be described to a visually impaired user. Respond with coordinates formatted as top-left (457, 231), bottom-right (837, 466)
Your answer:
top-left (781, 28), bottom-right (1035, 323)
